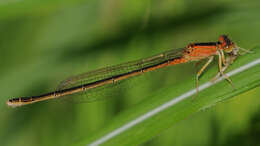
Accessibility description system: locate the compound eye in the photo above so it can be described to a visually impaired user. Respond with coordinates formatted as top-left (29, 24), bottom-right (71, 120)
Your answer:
top-left (219, 36), bottom-right (224, 43)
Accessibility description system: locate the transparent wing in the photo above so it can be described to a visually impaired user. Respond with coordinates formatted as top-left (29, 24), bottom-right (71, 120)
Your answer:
top-left (57, 79), bottom-right (128, 104)
top-left (57, 48), bottom-right (184, 91)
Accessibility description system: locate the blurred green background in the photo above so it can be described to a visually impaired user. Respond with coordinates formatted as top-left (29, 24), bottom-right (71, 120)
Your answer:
top-left (0, 0), bottom-right (260, 146)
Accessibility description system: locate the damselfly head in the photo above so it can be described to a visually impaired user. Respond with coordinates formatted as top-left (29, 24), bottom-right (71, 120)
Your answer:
top-left (219, 35), bottom-right (252, 56)
top-left (218, 35), bottom-right (236, 54)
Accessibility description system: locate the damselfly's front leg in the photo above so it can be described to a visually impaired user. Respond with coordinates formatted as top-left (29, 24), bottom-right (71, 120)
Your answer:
top-left (220, 49), bottom-right (226, 66)
top-left (214, 51), bottom-right (234, 88)
top-left (211, 54), bottom-right (237, 82)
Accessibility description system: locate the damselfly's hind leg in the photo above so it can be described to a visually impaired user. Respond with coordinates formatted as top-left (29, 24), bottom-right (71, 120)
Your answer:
top-left (196, 56), bottom-right (214, 94)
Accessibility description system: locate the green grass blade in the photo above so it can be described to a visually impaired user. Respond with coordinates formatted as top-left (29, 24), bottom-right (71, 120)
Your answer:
top-left (75, 47), bottom-right (260, 146)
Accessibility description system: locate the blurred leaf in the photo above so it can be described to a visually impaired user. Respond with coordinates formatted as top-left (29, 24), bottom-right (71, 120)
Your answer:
top-left (0, 0), bottom-right (87, 19)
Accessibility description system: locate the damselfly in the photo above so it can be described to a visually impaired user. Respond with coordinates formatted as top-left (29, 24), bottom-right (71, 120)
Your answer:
top-left (7, 35), bottom-right (248, 107)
